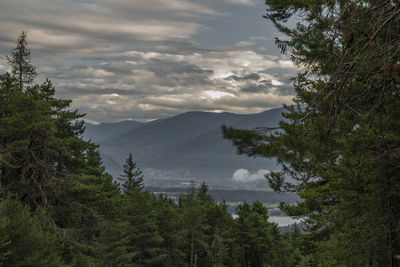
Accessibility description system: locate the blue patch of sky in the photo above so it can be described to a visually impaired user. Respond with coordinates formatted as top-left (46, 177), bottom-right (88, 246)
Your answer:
top-left (192, 2), bottom-right (282, 55)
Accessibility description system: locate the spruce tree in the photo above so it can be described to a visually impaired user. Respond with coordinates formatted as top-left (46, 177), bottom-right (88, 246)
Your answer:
top-left (118, 153), bottom-right (144, 193)
top-left (6, 31), bottom-right (37, 90)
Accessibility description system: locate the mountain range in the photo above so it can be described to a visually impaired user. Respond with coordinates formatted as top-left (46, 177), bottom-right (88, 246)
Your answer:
top-left (83, 107), bottom-right (285, 190)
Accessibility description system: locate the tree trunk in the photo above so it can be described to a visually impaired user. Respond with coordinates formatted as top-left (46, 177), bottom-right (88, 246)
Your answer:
top-left (190, 229), bottom-right (194, 266)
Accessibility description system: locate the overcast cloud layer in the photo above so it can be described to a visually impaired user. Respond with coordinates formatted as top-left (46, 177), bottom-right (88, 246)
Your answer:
top-left (0, 0), bottom-right (296, 123)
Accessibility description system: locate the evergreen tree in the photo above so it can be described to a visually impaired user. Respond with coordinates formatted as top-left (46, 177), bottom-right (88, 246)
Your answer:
top-left (0, 85), bottom-right (56, 209)
top-left (223, 0), bottom-right (400, 265)
top-left (6, 31), bottom-right (37, 90)
top-left (0, 33), bottom-right (125, 265)
top-left (180, 184), bottom-right (209, 267)
top-left (207, 201), bottom-right (234, 267)
top-left (0, 33), bottom-right (95, 210)
top-left (0, 196), bottom-right (63, 266)
top-left (154, 194), bottom-right (186, 266)
top-left (234, 201), bottom-right (276, 267)
top-left (118, 153), bottom-right (144, 193)
top-left (52, 147), bottom-right (121, 266)
top-left (122, 190), bottom-right (167, 266)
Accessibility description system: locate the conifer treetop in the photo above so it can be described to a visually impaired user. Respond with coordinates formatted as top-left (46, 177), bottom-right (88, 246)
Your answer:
top-left (6, 31), bottom-right (37, 90)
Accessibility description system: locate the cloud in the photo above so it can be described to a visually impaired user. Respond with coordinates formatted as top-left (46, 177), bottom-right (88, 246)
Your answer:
top-left (226, 73), bottom-right (260, 81)
top-left (0, 0), bottom-right (218, 58)
top-left (235, 36), bottom-right (269, 47)
top-left (232, 168), bottom-right (270, 182)
top-left (223, 0), bottom-right (256, 6)
top-left (0, 0), bottom-right (297, 123)
top-left (49, 48), bottom-right (296, 122)
top-left (46, 48), bottom-right (296, 122)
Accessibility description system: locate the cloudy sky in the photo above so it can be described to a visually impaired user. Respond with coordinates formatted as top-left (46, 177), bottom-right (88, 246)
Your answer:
top-left (0, 0), bottom-right (297, 123)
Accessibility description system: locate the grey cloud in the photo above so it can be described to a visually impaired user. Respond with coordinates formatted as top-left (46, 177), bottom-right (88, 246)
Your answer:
top-left (48, 48), bottom-right (296, 122)
top-left (271, 76), bottom-right (295, 96)
top-left (241, 84), bottom-right (270, 93)
top-left (225, 75), bottom-right (240, 81)
top-left (0, 0), bottom-right (297, 123)
top-left (145, 60), bottom-right (213, 77)
top-left (222, 0), bottom-right (255, 6)
top-left (226, 73), bottom-right (260, 81)
top-left (243, 73), bottom-right (260, 80)
top-left (275, 84), bottom-right (295, 96)
top-left (0, 0), bottom-right (217, 58)
top-left (78, 104), bottom-right (180, 123)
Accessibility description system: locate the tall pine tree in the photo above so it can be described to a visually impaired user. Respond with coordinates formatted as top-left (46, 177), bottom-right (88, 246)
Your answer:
top-left (6, 31), bottom-right (37, 90)
top-left (223, 1), bottom-right (400, 265)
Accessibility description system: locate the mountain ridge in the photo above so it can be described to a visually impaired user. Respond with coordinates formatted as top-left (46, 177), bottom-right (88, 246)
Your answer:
top-left (83, 107), bottom-right (285, 189)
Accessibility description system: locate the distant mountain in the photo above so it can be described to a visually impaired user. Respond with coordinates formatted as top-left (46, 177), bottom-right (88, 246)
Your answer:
top-left (83, 108), bottom-right (285, 189)
top-left (83, 120), bottom-right (145, 143)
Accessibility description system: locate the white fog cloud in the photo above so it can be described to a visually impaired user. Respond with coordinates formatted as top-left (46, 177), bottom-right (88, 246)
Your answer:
top-left (232, 168), bottom-right (270, 182)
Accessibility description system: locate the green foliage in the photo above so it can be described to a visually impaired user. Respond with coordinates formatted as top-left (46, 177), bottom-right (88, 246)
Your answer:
top-left (118, 152), bottom-right (144, 193)
top-left (0, 196), bottom-right (63, 266)
top-left (6, 31), bottom-right (37, 90)
top-left (154, 194), bottom-right (186, 266)
top-left (0, 51), bottom-right (94, 211)
top-left (223, 0), bottom-right (400, 266)
top-left (180, 184), bottom-right (209, 266)
top-left (234, 201), bottom-right (277, 267)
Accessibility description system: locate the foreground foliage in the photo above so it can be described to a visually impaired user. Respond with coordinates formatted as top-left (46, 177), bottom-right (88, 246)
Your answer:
top-left (223, 0), bottom-right (400, 266)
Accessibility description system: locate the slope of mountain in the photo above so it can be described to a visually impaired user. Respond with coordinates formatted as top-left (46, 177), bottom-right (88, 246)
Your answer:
top-left (84, 108), bottom-right (285, 189)
top-left (83, 120), bottom-right (145, 143)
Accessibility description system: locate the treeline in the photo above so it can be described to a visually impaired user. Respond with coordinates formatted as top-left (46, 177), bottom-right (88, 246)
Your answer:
top-left (147, 187), bottom-right (300, 204)
top-left (0, 33), bottom-right (320, 266)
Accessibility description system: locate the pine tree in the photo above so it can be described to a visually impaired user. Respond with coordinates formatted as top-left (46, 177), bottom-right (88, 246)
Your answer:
top-left (0, 33), bottom-right (95, 210)
top-left (118, 153), bottom-right (144, 193)
top-left (0, 33), bottom-right (127, 265)
top-left (122, 190), bottom-right (167, 266)
top-left (0, 86), bottom-right (56, 209)
top-left (234, 201), bottom-right (276, 267)
top-left (6, 31), bottom-right (37, 90)
top-left (154, 194), bottom-right (186, 266)
top-left (207, 201), bottom-right (234, 267)
top-left (0, 196), bottom-right (63, 266)
top-left (52, 147), bottom-right (122, 265)
top-left (180, 184), bottom-right (209, 267)
top-left (223, 0), bottom-right (400, 265)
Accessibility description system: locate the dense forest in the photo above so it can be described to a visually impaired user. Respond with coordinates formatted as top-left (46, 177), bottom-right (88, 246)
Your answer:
top-left (1, 0), bottom-right (400, 266)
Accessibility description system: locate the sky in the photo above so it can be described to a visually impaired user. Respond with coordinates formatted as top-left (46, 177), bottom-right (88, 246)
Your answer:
top-left (0, 0), bottom-right (297, 123)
